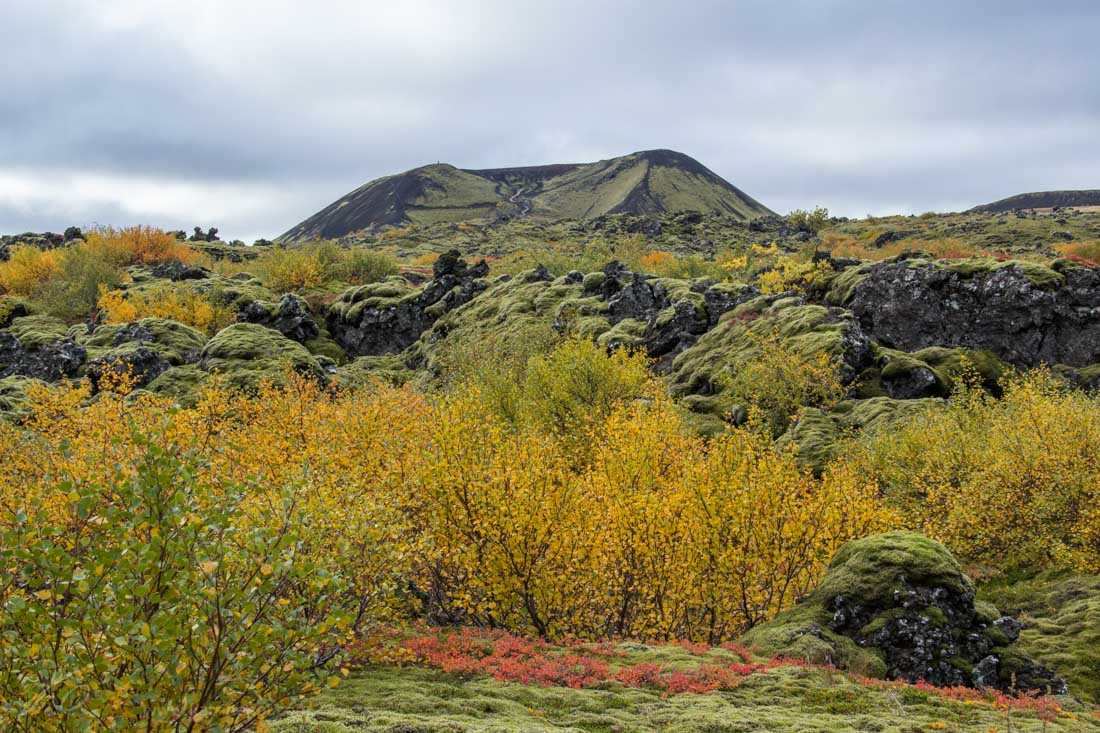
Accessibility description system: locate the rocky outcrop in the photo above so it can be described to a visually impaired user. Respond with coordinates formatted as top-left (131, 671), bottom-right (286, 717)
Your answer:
top-left (0, 332), bottom-right (85, 381)
top-left (843, 259), bottom-right (1100, 368)
top-left (591, 261), bottom-right (759, 359)
top-left (327, 250), bottom-right (489, 357)
top-left (238, 294), bottom-right (320, 344)
top-left (741, 532), bottom-right (1067, 694)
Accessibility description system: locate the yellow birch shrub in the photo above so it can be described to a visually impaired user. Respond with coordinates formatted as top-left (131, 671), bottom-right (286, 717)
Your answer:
top-left (0, 245), bottom-right (63, 296)
top-left (835, 367), bottom-right (1100, 571)
top-left (97, 283), bottom-right (236, 335)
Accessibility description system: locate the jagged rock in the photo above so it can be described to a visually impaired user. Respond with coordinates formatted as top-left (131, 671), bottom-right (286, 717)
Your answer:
top-left (150, 260), bottom-right (210, 281)
top-left (645, 300), bottom-right (709, 357)
top-left (328, 253), bottom-right (489, 357)
top-left (85, 346), bottom-right (171, 391)
top-left (843, 259), bottom-right (1100, 368)
top-left (0, 333), bottom-right (85, 381)
top-left (741, 532), bottom-right (1068, 695)
top-left (432, 249), bottom-right (469, 278)
top-left (608, 273), bottom-right (668, 322)
top-left (238, 294), bottom-right (320, 343)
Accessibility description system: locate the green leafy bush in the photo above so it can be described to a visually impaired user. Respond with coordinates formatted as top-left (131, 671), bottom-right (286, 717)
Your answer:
top-left (0, 432), bottom-right (353, 731)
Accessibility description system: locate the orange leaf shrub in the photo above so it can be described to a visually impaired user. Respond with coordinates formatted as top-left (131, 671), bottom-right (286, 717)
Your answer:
top-left (83, 225), bottom-right (204, 266)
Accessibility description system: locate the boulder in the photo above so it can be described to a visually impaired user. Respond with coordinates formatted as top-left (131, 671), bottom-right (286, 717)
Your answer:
top-left (237, 294), bottom-right (320, 343)
top-left (85, 346), bottom-right (171, 391)
top-left (150, 260), bottom-right (210, 281)
top-left (741, 532), bottom-right (1067, 694)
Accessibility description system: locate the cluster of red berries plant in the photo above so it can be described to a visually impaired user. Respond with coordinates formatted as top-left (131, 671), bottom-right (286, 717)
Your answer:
top-left (852, 676), bottom-right (1067, 715)
top-left (398, 629), bottom-right (1071, 714)
top-left (405, 630), bottom-right (819, 695)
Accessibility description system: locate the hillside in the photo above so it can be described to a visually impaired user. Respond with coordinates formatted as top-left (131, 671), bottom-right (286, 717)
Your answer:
top-left (277, 149), bottom-right (774, 240)
top-left (969, 190), bottom-right (1100, 213)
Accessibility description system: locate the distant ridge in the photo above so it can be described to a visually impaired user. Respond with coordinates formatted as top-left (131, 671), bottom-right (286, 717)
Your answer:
top-left (278, 149), bottom-right (774, 241)
top-left (969, 190), bottom-right (1100, 213)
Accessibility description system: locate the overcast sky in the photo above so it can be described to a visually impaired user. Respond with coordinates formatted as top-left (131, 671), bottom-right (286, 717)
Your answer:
top-left (1, 0), bottom-right (1097, 241)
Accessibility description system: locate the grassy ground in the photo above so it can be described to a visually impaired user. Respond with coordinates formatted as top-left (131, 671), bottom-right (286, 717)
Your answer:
top-left (273, 636), bottom-right (1099, 732)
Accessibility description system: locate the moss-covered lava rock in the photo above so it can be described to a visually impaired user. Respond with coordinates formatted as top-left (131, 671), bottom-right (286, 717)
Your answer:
top-left (198, 323), bottom-right (324, 391)
top-left (741, 532), bottom-right (1068, 694)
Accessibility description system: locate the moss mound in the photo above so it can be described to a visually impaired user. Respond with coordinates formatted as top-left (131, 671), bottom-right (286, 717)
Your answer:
top-left (4, 315), bottom-right (70, 350)
top-left (199, 323), bottom-right (323, 391)
top-left (74, 318), bottom-right (208, 365)
top-left (146, 365), bottom-right (210, 405)
top-left (817, 532), bottom-right (973, 606)
top-left (778, 397), bottom-right (942, 472)
top-left (0, 375), bottom-right (44, 420)
top-left (668, 295), bottom-right (867, 413)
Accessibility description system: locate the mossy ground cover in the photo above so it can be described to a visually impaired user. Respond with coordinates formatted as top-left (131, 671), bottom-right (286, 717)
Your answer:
top-left (273, 631), bottom-right (1098, 732)
top-left (979, 573), bottom-right (1100, 705)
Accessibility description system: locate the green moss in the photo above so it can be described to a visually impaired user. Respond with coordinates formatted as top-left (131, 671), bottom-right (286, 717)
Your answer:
top-left (304, 333), bottom-right (349, 365)
top-left (329, 277), bottom-right (420, 322)
top-left (823, 265), bottom-right (871, 306)
top-left (776, 397), bottom-right (942, 473)
top-left (978, 572), bottom-right (1100, 704)
top-left (923, 606), bottom-right (947, 627)
top-left (199, 323), bottom-right (323, 392)
top-left (0, 297), bottom-right (31, 329)
top-left (405, 276), bottom-right (595, 376)
top-left (335, 354), bottom-right (419, 389)
top-left (911, 346), bottom-right (1008, 393)
top-left (973, 600), bottom-right (1001, 626)
top-left (75, 318), bottom-right (208, 365)
top-left (580, 271), bottom-right (605, 292)
top-left (817, 532), bottom-right (973, 608)
top-left (145, 365), bottom-right (210, 406)
top-left (270, 650), bottom-right (1081, 733)
top-left (596, 318), bottom-right (647, 348)
top-left (739, 601), bottom-right (887, 677)
top-left (668, 296), bottom-right (859, 406)
top-left (0, 375), bottom-right (44, 420)
top-left (932, 258), bottom-right (1065, 290)
top-left (4, 315), bottom-right (70, 349)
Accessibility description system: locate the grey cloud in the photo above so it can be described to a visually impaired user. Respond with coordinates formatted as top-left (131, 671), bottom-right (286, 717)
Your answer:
top-left (0, 0), bottom-right (1097, 239)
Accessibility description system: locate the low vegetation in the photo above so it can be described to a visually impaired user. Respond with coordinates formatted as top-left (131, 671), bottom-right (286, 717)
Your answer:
top-left (2, 207), bottom-right (1100, 728)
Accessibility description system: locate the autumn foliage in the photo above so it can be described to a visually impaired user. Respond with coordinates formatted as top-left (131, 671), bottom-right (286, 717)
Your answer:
top-left (836, 367), bottom-right (1100, 572)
